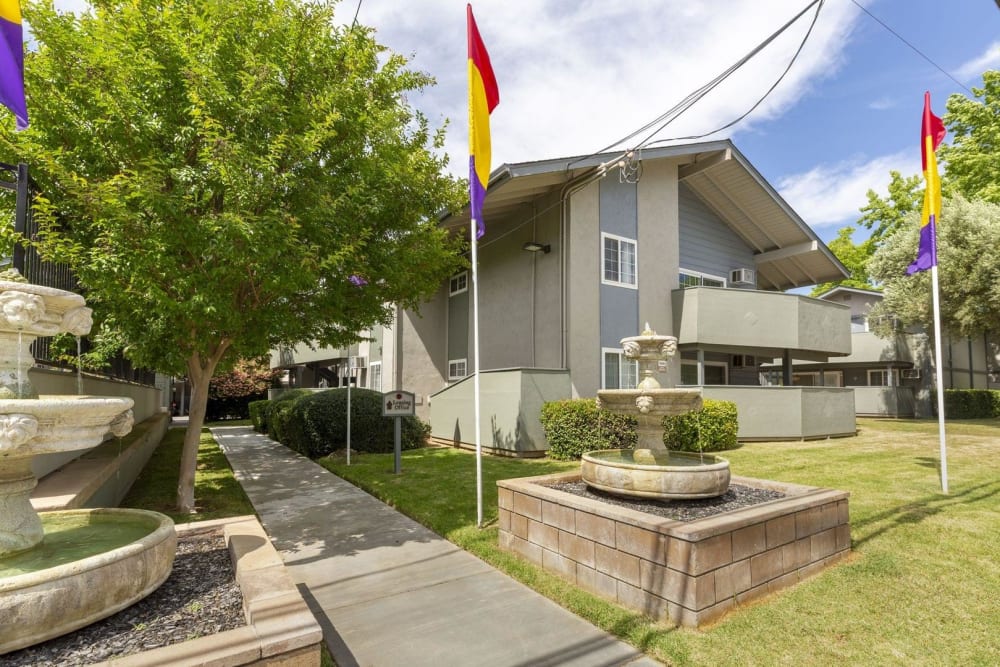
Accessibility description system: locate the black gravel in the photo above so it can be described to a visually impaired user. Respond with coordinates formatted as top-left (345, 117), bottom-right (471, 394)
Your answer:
top-left (4, 527), bottom-right (246, 667)
top-left (545, 481), bottom-right (785, 521)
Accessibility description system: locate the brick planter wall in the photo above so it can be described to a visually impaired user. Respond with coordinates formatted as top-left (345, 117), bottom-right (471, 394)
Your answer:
top-left (498, 472), bottom-right (850, 627)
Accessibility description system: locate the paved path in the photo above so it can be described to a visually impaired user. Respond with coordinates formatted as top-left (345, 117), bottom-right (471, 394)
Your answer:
top-left (212, 426), bottom-right (660, 667)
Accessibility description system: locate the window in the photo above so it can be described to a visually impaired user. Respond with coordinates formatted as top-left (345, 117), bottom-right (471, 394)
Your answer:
top-left (449, 272), bottom-right (468, 296)
top-left (448, 358), bottom-right (467, 380)
top-left (369, 362), bottom-right (382, 392)
top-left (679, 269), bottom-right (726, 288)
top-left (679, 360), bottom-right (728, 385)
top-left (867, 369), bottom-right (899, 387)
top-left (792, 371), bottom-right (843, 387)
top-left (601, 233), bottom-right (637, 288)
top-left (602, 349), bottom-right (638, 389)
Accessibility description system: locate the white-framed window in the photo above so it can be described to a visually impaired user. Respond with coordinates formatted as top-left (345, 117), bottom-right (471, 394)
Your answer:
top-left (369, 362), bottom-right (382, 392)
top-left (679, 360), bottom-right (728, 385)
top-left (867, 369), bottom-right (899, 387)
top-left (601, 233), bottom-right (637, 288)
top-left (679, 269), bottom-right (726, 289)
top-left (449, 271), bottom-right (468, 296)
top-left (448, 358), bottom-right (468, 380)
top-left (792, 371), bottom-right (844, 387)
top-left (602, 348), bottom-right (639, 389)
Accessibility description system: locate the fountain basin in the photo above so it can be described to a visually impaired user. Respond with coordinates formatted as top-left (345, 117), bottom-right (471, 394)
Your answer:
top-left (581, 449), bottom-right (731, 499)
top-left (0, 508), bottom-right (176, 654)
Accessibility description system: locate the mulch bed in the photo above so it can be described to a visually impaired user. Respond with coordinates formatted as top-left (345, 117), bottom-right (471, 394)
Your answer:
top-left (4, 526), bottom-right (246, 667)
top-left (545, 481), bottom-right (785, 521)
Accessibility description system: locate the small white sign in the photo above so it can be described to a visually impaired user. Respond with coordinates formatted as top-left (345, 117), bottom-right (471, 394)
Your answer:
top-left (382, 390), bottom-right (415, 417)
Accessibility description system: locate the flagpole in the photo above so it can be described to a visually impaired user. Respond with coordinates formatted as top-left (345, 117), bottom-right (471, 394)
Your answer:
top-left (930, 265), bottom-right (948, 493)
top-left (471, 218), bottom-right (484, 527)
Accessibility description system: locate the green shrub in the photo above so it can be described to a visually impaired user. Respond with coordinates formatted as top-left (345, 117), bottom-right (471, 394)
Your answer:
top-left (265, 389), bottom-right (312, 441)
top-left (941, 389), bottom-right (1000, 419)
top-left (662, 399), bottom-right (739, 452)
top-left (539, 399), bottom-right (636, 460)
top-left (286, 388), bottom-right (429, 457)
top-left (249, 399), bottom-right (269, 432)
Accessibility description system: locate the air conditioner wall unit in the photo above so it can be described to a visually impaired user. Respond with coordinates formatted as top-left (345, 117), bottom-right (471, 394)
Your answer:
top-left (901, 368), bottom-right (920, 379)
top-left (730, 268), bottom-right (756, 285)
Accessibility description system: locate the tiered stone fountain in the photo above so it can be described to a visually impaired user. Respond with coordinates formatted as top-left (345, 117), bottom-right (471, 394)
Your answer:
top-left (582, 323), bottom-right (731, 499)
top-left (0, 272), bottom-right (175, 654)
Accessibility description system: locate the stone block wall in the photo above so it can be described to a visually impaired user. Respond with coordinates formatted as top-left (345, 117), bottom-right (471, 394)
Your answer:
top-left (498, 472), bottom-right (850, 627)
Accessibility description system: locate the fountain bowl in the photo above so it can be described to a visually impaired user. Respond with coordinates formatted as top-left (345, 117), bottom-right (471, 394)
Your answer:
top-left (0, 508), bottom-right (176, 654)
top-left (581, 448), bottom-right (731, 499)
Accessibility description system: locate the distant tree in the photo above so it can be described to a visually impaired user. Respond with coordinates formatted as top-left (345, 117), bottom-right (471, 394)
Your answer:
top-left (1, 0), bottom-right (465, 512)
top-left (810, 226), bottom-right (878, 296)
top-left (940, 70), bottom-right (1000, 204)
top-left (206, 358), bottom-right (280, 421)
top-left (857, 171), bottom-right (924, 244)
top-left (867, 196), bottom-right (1000, 338)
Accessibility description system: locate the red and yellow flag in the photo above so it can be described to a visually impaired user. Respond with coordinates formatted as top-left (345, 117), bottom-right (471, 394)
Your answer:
top-left (907, 92), bottom-right (946, 274)
top-left (467, 4), bottom-right (499, 238)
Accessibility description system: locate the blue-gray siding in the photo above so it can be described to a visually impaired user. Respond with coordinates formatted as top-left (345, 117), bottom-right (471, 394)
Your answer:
top-left (448, 288), bottom-right (469, 363)
top-left (678, 182), bottom-right (755, 285)
top-left (599, 178), bottom-right (638, 349)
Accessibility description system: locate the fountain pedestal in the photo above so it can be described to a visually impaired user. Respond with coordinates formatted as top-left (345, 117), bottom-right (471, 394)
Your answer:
top-left (588, 324), bottom-right (730, 499)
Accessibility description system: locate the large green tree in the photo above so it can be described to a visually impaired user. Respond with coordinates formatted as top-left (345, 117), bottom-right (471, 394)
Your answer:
top-left (867, 196), bottom-right (1000, 338)
top-left (809, 226), bottom-right (877, 296)
top-left (1, 0), bottom-right (465, 511)
top-left (940, 69), bottom-right (1000, 204)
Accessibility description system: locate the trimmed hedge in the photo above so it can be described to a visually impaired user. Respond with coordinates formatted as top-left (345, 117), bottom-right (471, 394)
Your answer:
top-left (282, 388), bottom-right (429, 457)
top-left (539, 399), bottom-right (637, 460)
top-left (249, 399), bottom-right (268, 432)
top-left (264, 389), bottom-right (312, 441)
top-left (662, 399), bottom-right (739, 452)
top-left (941, 389), bottom-right (1000, 419)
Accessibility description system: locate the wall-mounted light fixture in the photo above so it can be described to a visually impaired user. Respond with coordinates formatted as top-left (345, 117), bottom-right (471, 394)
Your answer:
top-left (522, 241), bottom-right (551, 254)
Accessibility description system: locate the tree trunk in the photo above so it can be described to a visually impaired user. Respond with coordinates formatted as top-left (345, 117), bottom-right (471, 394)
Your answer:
top-left (176, 346), bottom-right (228, 513)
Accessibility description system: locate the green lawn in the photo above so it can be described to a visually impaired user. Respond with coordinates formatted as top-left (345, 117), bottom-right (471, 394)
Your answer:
top-left (123, 426), bottom-right (255, 523)
top-left (321, 419), bottom-right (1000, 666)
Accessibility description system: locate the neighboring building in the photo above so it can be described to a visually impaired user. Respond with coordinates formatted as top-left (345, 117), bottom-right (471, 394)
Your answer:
top-left (768, 286), bottom-right (1000, 417)
top-left (274, 140), bottom-right (858, 452)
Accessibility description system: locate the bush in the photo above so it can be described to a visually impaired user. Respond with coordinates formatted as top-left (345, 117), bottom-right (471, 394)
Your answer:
top-left (662, 399), bottom-right (739, 452)
top-left (539, 399), bottom-right (636, 460)
top-left (263, 389), bottom-right (312, 440)
top-left (941, 389), bottom-right (1000, 419)
top-left (284, 388), bottom-right (429, 457)
top-left (249, 399), bottom-right (269, 432)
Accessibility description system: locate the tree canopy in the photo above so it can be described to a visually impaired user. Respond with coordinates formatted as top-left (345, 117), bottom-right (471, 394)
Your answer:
top-left (940, 70), bottom-right (1000, 204)
top-left (1, 0), bottom-right (466, 510)
top-left (809, 226), bottom-right (877, 296)
top-left (867, 196), bottom-right (1000, 339)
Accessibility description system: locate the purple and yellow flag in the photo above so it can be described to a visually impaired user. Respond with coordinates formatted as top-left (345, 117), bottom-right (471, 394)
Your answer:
top-left (0, 0), bottom-right (27, 130)
top-left (467, 4), bottom-right (498, 239)
top-left (907, 92), bottom-right (946, 275)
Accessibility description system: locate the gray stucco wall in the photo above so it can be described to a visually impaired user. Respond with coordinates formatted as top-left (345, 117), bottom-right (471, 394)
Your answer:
top-left (703, 386), bottom-right (855, 440)
top-left (568, 181), bottom-right (601, 398)
top-left (447, 281), bottom-right (469, 364)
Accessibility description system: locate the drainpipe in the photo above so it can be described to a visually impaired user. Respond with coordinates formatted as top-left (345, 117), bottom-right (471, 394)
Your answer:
top-left (968, 338), bottom-right (975, 388)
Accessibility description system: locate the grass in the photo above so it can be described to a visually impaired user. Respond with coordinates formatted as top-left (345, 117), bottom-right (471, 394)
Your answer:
top-left (122, 426), bottom-right (255, 523)
top-left (320, 419), bottom-right (1000, 666)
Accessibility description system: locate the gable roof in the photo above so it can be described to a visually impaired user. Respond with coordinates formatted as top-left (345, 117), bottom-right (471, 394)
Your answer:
top-left (815, 286), bottom-right (884, 301)
top-left (443, 139), bottom-right (848, 291)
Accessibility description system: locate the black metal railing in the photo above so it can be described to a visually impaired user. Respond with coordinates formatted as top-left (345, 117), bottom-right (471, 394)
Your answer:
top-left (0, 162), bottom-right (156, 385)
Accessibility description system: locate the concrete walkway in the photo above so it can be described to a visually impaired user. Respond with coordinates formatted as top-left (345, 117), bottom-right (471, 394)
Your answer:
top-left (212, 427), bottom-right (660, 667)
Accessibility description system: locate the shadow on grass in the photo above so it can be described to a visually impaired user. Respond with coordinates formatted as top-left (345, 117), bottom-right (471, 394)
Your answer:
top-left (851, 479), bottom-right (1000, 549)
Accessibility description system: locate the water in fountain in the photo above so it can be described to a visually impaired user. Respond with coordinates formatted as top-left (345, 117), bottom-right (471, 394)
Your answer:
top-left (0, 270), bottom-right (176, 654)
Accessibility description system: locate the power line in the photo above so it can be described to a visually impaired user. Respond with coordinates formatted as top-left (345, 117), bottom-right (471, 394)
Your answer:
top-left (849, 0), bottom-right (975, 96)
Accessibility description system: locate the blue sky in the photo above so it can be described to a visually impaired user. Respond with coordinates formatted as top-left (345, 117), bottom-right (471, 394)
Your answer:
top-left (349, 0), bottom-right (999, 243)
top-left (47, 1), bottom-right (999, 244)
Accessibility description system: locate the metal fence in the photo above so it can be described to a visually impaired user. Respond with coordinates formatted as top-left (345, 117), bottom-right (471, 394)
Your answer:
top-left (0, 162), bottom-right (156, 385)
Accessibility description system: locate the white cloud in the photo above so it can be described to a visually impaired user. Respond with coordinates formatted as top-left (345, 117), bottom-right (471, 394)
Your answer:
top-left (869, 96), bottom-right (895, 110)
top-left (955, 41), bottom-right (1000, 82)
top-left (776, 149), bottom-right (919, 229)
top-left (355, 0), bottom-right (864, 176)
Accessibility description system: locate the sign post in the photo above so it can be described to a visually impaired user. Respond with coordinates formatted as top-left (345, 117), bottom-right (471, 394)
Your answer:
top-left (382, 390), bottom-right (415, 474)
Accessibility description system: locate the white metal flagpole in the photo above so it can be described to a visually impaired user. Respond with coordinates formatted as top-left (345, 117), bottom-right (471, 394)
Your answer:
top-left (346, 356), bottom-right (352, 466)
top-left (471, 217), bottom-right (484, 527)
top-left (930, 265), bottom-right (948, 493)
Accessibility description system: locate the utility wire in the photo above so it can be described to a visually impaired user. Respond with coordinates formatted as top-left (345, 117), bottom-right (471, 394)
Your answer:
top-left (568, 0), bottom-right (824, 168)
top-left (849, 0), bottom-right (974, 96)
